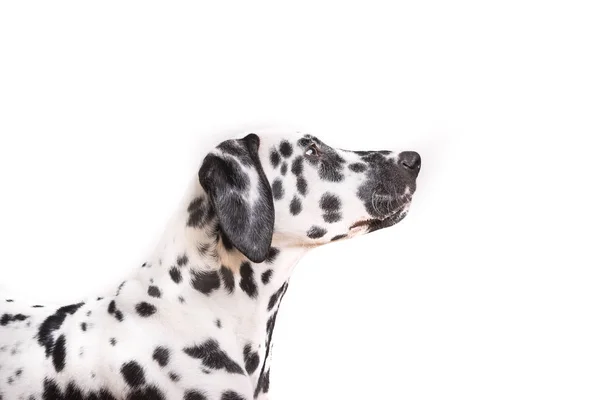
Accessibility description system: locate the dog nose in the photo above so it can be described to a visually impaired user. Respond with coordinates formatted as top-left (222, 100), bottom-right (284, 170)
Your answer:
top-left (398, 151), bottom-right (421, 172)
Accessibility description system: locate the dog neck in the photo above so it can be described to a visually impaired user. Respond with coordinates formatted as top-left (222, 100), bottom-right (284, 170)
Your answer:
top-left (116, 179), bottom-right (308, 395)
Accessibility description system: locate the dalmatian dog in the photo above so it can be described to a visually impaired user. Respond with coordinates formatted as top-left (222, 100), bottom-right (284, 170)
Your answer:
top-left (0, 132), bottom-right (421, 400)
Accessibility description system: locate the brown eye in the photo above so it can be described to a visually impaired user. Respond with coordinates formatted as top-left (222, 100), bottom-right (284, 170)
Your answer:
top-left (305, 143), bottom-right (319, 157)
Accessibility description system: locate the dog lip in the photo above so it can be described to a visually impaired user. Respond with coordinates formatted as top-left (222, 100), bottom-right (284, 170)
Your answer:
top-left (349, 209), bottom-right (403, 230)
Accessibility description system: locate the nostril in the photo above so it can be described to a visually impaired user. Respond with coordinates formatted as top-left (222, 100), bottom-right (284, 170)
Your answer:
top-left (398, 151), bottom-right (421, 171)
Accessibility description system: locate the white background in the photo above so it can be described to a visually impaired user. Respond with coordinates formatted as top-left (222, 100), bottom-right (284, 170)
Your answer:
top-left (1, 1), bottom-right (599, 399)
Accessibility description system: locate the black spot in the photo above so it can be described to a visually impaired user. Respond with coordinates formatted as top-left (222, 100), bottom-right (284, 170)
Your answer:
top-left (178, 296), bottom-right (186, 304)
top-left (177, 254), bottom-right (189, 266)
top-left (43, 379), bottom-right (62, 400)
top-left (135, 302), bottom-right (156, 317)
top-left (168, 372), bottom-right (180, 382)
top-left (268, 283), bottom-right (288, 311)
top-left (184, 390), bottom-right (208, 400)
top-left (291, 156), bottom-right (304, 176)
top-left (220, 265), bottom-right (235, 294)
top-left (331, 234), bottom-right (347, 241)
top-left (307, 226), bottom-right (327, 239)
top-left (239, 262), bottom-right (258, 298)
top-left (279, 140), bottom-right (292, 157)
top-left (107, 300), bottom-right (124, 322)
top-left (261, 269), bottom-right (273, 285)
top-left (15, 368), bottom-right (22, 376)
top-left (5, 299), bottom-right (13, 302)
top-left (323, 212), bottom-right (342, 223)
top-left (147, 285), bottom-right (161, 298)
top-left (32, 304), bottom-right (44, 308)
top-left (37, 302), bottom-right (84, 357)
top-left (269, 149), bottom-right (281, 168)
top-left (320, 193), bottom-right (341, 212)
top-left (215, 319), bottom-right (222, 328)
top-left (52, 334), bottom-right (66, 372)
top-left (153, 346), bottom-right (170, 367)
top-left (319, 164), bottom-right (344, 182)
top-left (81, 322), bottom-right (87, 331)
top-left (183, 339), bottom-right (244, 374)
top-left (243, 344), bottom-right (260, 375)
top-left (169, 267), bottom-right (182, 284)
top-left (265, 247), bottom-right (280, 264)
top-left (120, 361), bottom-right (146, 387)
top-left (349, 162), bottom-right (367, 173)
top-left (0, 313), bottom-right (28, 326)
top-left (191, 270), bottom-right (221, 295)
top-left (361, 151), bottom-right (387, 164)
top-left (289, 196), bottom-right (302, 215)
top-left (280, 162), bottom-right (288, 175)
top-left (222, 391), bottom-right (246, 400)
top-left (296, 176), bottom-right (307, 196)
top-left (272, 179), bottom-right (284, 200)
top-left (128, 385), bottom-right (165, 400)
top-left (110, 338), bottom-right (117, 346)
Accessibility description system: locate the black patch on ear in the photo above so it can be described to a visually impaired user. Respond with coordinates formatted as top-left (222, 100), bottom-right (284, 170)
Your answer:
top-left (199, 134), bottom-right (275, 263)
top-left (307, 226), bottom-right (327, 239)
top-left (279, 141), bottom-right (293, 158)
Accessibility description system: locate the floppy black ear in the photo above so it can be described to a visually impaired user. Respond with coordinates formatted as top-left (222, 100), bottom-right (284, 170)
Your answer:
top-left (198, 134), bottom-right (275, 263)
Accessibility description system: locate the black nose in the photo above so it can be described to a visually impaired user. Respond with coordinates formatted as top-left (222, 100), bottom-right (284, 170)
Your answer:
top-left (399, 151), bottom-right (421, 172)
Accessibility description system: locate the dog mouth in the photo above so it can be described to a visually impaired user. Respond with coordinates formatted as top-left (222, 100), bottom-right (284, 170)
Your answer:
top-left (349, 206), bottom-right (409, 231)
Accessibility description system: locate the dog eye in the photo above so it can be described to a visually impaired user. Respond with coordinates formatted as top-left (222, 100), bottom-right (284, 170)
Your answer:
top-left (305, 144), bottom-right (320, 157)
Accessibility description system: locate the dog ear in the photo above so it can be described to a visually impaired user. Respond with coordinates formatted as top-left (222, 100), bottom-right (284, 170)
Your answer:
top-left (198, 134), bottom-right (275, 263)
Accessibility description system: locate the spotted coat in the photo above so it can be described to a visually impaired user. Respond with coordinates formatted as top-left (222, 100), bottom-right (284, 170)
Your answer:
top-left (0, 132), bottom-right (421, 399)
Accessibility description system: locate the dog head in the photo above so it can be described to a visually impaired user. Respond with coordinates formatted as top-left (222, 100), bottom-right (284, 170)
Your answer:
top-left (199, 133), bottom-right (420, 262)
